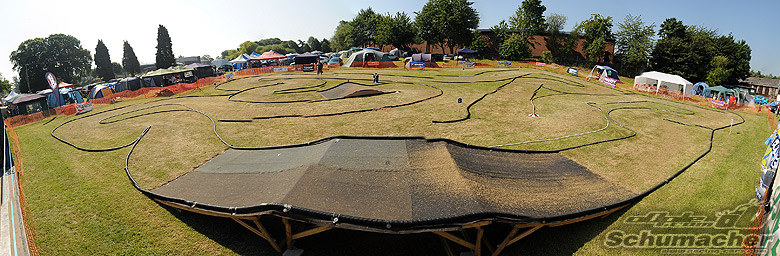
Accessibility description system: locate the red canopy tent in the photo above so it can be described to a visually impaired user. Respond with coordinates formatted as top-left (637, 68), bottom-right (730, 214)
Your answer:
top-left (58, 82), bottom-right (74, 88)
top-left (251, 50), bottom-right (287, 61)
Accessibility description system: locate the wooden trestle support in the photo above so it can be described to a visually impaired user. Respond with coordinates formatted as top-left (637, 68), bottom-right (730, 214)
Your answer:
top-left (156, 198), bottom-right (628, 256)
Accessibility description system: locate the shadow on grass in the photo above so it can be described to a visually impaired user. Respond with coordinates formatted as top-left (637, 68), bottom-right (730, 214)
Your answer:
top-left (502, 207), bottom-right (629, 255)
top-left (161, 205), bottom-right (279, 256)
top-left (162, 203), bottom-right (627, 256)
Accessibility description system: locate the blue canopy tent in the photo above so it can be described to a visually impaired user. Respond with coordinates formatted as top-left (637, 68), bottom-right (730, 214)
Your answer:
top-left (457, 48), bottom-right (478, 54)
top-left (693, 82), bottom-right (710, 97)
top-left (229, 54), bottom-right (251, 69)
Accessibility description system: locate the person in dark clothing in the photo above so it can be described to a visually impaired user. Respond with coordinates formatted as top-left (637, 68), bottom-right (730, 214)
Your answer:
top-left (316, 61), bottom-right (324, 75)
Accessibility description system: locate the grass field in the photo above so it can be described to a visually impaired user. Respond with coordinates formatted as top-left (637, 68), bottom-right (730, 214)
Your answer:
top-left (13, 66), bottom-right (769, 255)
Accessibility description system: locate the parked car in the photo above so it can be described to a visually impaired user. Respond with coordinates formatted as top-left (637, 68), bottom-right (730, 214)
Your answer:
top-left (328, 57), bottom-right (342, 65)
top-left (218, 64), bottom-right (233, 72)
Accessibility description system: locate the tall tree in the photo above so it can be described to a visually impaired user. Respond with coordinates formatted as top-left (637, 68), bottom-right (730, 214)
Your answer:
top-left (468, 30), bottom-right (489, 54)
top-left (331, 21), bottom-right (354, 51)
top-left (651, 18), bottom-right (750, 84)
top-left (544, 13), bottom-right (568, 62)
top-left (94, 40), bottom-right (114, 80)
top-left (307, 36), bottom-right (322, 51)
top-left (509, 0), bottom-right (546, 37)
top-left (351, 8), bottom-right (382, 47)
top-left (499, 34), bottom-right (532, 60)
top-left (416, 0), bottom-right (479, 54)
top-left (489, 20), bottom-right (510, 53)
top-left (614, 14), bottom-right (655, 76)
top-left (111, 62), bottom-right (123, 76)
top-left (256, 38), bottom-right (282, 46)
top-left (284, 40), bottom-right (302, 53)
top-left (122, 41), bottom-right (141, 75)
top-left (10, 34), bottom-right (92, 92)
top-left (155, 25), bottom-right (175, 69)
top-left (321, 39), bottom-right (332, 53)
top-left (376, 12), bottom-right (418, 51)
top-left (576, 14), bottom-right (614, 63)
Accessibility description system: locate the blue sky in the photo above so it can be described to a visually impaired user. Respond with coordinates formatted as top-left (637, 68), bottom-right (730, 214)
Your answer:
top-left (0, 0), bottom-right (777, 83)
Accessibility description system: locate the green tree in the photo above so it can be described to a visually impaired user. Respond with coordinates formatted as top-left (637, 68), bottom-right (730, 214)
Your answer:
top-left (705, 56), bottom-right (730, 86)
top-left (576, 14), bottom-right (614, 63)
top-left (652, 20), bottom-right (751, 84)
top-left (122, 41), bottom-right (141, 75)
top-left (94, 39), bottom-right (114, 80)
top-left (239, 41), bottom-right (259, 55)
top-left (489, 20), bottom-right (510, 53)
top-left (10, 34), bottom-right (92, 92)
top-left (307, 36), bottom-right (322, 51)
top-left (112, 62), bottom-right (123, 76)
top-left (284, 40), bottom-right (302, 53)
top-left (258, 44), bottom-right (295, 55)
top-left (298, 40), bottom-right (311, 53)
top-left (155, 25), bottom-right (175, 69)
top-left (658, 18), bottom-right (685, 39)
top-left (331, 21), bottom-right (354, 51)
top-left (201, 54), bottom-right (214, 63)
top-left (0, 73), bottom-right (11, 94)
top-left (713, 34), bottom-right (751, 83)
top-left (376, 12), bottom-right (418, 51)
top-left (351, 8), bottom-right (382, 47)
top-left (509, 0), bottom-right (546, 37)
top-left (468, 30), bottom-right (489, 54)
top-left (256, 38), bottom-right (282, 46)
top-left (614, 14), bottom-right (656, 76)
top-left (321, 39), bottom-right (332, 52)
top-left (544, 13), bottom-right (568, 62)
top-left (499, 34), bottom-right (531, 60)
top-left (415, 0), bottom-right (479, 54)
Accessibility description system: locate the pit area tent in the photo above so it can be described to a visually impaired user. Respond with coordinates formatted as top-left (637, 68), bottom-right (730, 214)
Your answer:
top-left (705, 86), bottom-right (744, 103)
top-left (634, 71), bottom-right (693, 95)
top-left (212, 59), bottom-right (229, 68)
top-left (342, 49), bottom-right (397, 68)
top-left (185, 63), bottom-right (215, 78)
top-left (405, 53), bottom-right (439, 68)
top-left (229, 53), bottom-right (251, 69)
top-left (41, 87), bottom-right (84, 108)
top-left (251, 50), bottom-right (287, 61)
top-left (88, 84), bottom-right (115, 100)
top-left (294, 53), bottom-right (319, 65)
top-left (114, 77), bottom-right (144, 92)
top-left (11, 94), bottom-right (49, 115)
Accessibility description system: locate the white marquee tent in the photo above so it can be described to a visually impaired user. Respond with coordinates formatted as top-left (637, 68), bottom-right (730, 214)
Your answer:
top-left (634, 71), bottom-right (694, 95)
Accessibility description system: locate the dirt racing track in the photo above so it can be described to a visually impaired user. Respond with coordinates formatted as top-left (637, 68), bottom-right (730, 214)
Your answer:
top-left (50, 69), bottom-right (744, 255)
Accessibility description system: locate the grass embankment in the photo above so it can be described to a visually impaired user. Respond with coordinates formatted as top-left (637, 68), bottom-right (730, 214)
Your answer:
top-left (13, 67), bottom-right (768, 255)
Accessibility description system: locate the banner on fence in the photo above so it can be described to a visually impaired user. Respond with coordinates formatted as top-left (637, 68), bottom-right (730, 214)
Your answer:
top-left (567, 67), bottom-right (579, 76)
top-left (711, 98), bottom-right (726, 107)
top-left (367, 61), bottom-right (380, 67)
top-left (600, 76), bottom-right (618, 87)
top-left (225, 73), bottom-right (235, 81)
top-left (535, 62), bottom-right (546, 66)
top-left (75, 102), bottom-right (93, 114)
top-left (274, 67), bottom-right (288, 73)
top-left (497, 61), bottom-right (512, 67)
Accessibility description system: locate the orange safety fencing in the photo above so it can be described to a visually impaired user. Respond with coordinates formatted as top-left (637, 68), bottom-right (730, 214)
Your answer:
top-left (742, 191), bottom-right (770, 256)
top-left (4, 121), bottom-right (39, 256)
top-left (3, 64), bottom-right (327, 127)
